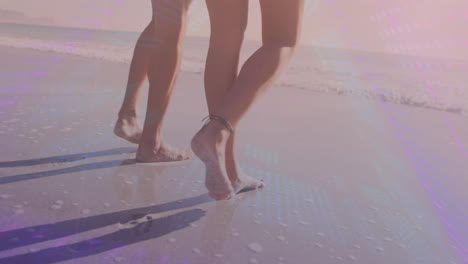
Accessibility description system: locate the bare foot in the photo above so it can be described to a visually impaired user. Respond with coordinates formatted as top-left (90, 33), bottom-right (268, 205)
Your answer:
top-left (136, 141), bottom-right (193, 163)
top-left (114, 116), bottom-right (142, 144)
top-left (232, 173), bottom-right (265, 194)
top-left (191, 125), bottom-right (235, 200)
top-left (224, 134), bottom-right (264, 195)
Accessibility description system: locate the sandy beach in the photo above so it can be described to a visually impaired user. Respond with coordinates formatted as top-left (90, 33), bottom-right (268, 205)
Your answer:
top-left (0, 46), bottom-right (467, 264)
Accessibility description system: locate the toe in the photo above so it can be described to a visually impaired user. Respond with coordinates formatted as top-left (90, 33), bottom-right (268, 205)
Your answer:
top-left (174, 149), bottom-right (191, 161)
top-left (234, 177), bottom-right (265, 194)
top-left (128, 136), bottom-right (140, 144)
top-left (184, 149), bottom-right (194, 160)
top-left (258, 180), bottom-right (265, 188)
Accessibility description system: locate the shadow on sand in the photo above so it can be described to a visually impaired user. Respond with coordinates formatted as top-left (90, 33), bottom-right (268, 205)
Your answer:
top-left (0, 194), bottom-right (211, 264)
top-left (0, 147), bottom-right (136, 168)
top-left (0, 158), bottom-right (138, 185)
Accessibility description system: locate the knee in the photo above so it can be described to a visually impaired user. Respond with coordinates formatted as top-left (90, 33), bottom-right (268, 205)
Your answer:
top-left (264, 28), bottom-right (300, 56)
top-left (263, 38), bottom-right (299, 58)
top-left (263, 42), bottom-right (297, 58)
top-left (210, 16), bottom-right (247, 44)
top-left (210, 26), bottom-right (246, 51)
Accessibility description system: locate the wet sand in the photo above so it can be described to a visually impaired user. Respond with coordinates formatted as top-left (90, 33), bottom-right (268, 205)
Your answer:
top-left (0, 47), bottom-right (466, 264)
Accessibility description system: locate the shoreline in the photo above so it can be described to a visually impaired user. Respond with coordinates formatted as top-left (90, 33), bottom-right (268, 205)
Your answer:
top-left (2, 45), bottom-right (466, 116)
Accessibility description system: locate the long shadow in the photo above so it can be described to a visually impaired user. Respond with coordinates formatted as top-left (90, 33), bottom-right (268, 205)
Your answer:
top-left (0, 159), bottom-right (137, 185)
top-left (0, 147), bottom-right (136, 168)
top-left (0, 193), bottom-right (211, 253)
top-left (0, 209), bottom-right (206, 264)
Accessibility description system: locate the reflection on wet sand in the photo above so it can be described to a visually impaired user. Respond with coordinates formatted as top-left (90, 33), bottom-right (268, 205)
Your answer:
top-left (196, 197), bottom-right (247, 261)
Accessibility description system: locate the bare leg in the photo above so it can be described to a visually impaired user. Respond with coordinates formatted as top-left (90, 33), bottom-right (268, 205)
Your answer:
top-left (203, 0), bottom-right (263, 195)
top-left (192, 0), bottom-right (304, 199)
top-left (114, 22), bottom-right (154, 144)
top-left (136, 0), bottom-right (194, 162)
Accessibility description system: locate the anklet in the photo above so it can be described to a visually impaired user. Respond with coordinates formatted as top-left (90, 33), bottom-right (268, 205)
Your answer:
top-left (201, 115), bottom-right (211, 126)
top-left (201, 114), bottom-right (234, 133)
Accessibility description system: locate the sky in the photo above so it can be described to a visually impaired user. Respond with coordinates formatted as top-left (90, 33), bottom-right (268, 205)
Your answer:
top-left (1, 0), bottom-right (467, 60)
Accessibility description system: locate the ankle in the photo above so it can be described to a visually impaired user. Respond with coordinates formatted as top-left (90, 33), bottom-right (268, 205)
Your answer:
top-left (227, 169), bottom-right (241, 183)
top-left (205, 122), bottom-right (231, 142)
top-left (138, 136), bottom-right (162, 149)
top-left (118, 110), bottom-right (137, 119)
top-left (209, 114), bottom-right (234, 133)
top-left (140, 127), bottom-right (162, 143)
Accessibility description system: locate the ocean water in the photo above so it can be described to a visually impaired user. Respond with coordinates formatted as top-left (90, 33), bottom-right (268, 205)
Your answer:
top-left (1, 22), bottom-right (467, 115)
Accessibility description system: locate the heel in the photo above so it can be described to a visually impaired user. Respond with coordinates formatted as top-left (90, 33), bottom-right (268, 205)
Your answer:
top-left (190, 131), bottom-right (209, 162)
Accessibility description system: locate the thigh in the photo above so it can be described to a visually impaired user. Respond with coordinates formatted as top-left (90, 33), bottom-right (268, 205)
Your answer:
top-left (205, 0), bottom-right (248, 34)
top-left (259, 0), bottom-right (305, 46)
top-left (151, 0), bottom-right (193, 25)
top-left (150, 0), bottom-right (193, 41)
